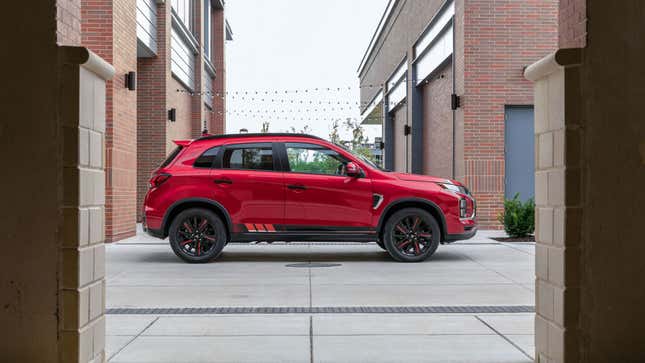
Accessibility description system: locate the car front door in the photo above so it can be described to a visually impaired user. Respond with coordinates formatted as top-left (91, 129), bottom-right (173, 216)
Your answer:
top-left (211, 142), bottom-right (284, 233)
top-left (280, 142), bottom-right (373, 231)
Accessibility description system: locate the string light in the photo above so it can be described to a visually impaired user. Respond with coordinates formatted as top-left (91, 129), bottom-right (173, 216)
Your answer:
top-left (176, 78), bottom-right (430, 98)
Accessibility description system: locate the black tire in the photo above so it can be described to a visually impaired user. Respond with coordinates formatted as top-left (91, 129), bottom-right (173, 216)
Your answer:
top-left (383, 208), bottom-right (440, 262)
top-left (169, 208), bottom-right (227, 263)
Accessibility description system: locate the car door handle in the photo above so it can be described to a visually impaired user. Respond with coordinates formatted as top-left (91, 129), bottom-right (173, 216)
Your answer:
top-left (214, 178), bottom-right (233, 185)
top-left (287, 184), bottom-right (306, 190)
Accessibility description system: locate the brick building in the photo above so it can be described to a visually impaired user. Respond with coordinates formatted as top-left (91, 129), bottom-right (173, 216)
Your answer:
top-left (81, 0), bottom-right (232, 241)
top-left (358, 0), bottom-right (557, 228)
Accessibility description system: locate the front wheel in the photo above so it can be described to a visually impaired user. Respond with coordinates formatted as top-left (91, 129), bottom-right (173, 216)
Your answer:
top-left (169, 208), bottom-right (227, 263)
top-left (383, 208), bottom-right (440, 262)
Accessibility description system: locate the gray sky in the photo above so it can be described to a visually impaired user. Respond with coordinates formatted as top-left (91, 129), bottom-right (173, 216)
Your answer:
top-left (224, 0), bottom-right (388, 141)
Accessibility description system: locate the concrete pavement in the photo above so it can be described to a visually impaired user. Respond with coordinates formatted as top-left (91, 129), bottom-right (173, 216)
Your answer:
top-left (106, 229), bottom-right (535, 362)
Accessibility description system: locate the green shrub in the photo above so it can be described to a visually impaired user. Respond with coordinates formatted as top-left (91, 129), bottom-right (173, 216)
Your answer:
top-left (498, 193), bottom-right (535, 238)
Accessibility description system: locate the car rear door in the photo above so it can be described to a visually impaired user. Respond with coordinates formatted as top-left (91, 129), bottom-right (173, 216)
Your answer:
top-left (210, 142), bottom-right (284, 233)
top-left (280, 142), bottom-right (373, 230)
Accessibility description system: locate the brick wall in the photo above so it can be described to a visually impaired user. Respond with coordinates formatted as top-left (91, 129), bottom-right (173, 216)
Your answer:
top-left (210, 7), bottom-right (226, 134)
top-left (167, 77), bottom-right (194, 152)
top-left (109, 0), bottom-right (138, 241)
top-left (81, 0), bottom-right (137, 241)
top-left (558, 0), bottom-right (586, 48)
top-left (461, 0), bottom-right (558, 228)
top-left (137, 2), bottom-right (169, 221)
top-left (190, 0), bottom-right (204, 139)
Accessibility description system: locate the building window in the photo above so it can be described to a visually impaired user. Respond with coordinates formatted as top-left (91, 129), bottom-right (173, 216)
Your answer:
top-left (136, 0), bottom-right (158, 56)
top-left (171, 27), bottom-right (196, 90)
top-left (204, 0), bottom-right (211, 60)
top-left (203, 73), bottom-right (214, 108)
top-left (413, 0), bottom-right (454, 85)
top-left (387, 61), bottom-right (407, 109)
top-left (171, 0), bottom-right (195, 34)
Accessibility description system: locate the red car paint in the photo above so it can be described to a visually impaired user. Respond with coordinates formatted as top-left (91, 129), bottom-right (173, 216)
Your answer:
top-left (142, 134), bottom-right (476, 242)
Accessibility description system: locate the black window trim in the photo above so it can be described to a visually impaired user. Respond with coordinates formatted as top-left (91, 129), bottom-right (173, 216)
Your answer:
top-left (215, 142), bottom-right (280, 172)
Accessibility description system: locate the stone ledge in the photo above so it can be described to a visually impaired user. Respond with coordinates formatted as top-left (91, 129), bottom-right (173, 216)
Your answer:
top-left (524, 48), bottom-right (583, 81)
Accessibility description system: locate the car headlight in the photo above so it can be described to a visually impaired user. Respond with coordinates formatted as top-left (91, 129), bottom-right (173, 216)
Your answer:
top-left (436, 182), bottom-right (463, 194)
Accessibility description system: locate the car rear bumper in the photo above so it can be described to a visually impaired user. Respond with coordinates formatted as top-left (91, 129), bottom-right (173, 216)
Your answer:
top-left (142, 211), bottom-right (165, 239)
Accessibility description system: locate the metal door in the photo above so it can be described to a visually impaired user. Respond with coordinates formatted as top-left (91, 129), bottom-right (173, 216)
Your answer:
top-left (504, 106), bottom-right (535, 201)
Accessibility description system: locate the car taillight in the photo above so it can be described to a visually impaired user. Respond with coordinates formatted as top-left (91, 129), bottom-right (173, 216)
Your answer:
top-left (150, 173), bottom-right (171, 188)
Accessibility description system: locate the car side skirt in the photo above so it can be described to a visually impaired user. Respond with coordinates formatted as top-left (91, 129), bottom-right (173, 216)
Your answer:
top-left (231, 225), bottom-right (378, 242)
top-left (231, 232), bottom-right (377, 242)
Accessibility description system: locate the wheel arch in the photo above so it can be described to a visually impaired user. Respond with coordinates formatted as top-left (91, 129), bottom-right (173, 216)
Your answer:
top-left (162, 198), bottom-right (232, 240)
top-left (377, 198), bottom-right (447, 242)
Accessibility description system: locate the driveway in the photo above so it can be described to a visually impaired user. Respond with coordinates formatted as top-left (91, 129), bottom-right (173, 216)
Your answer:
top-left (105, 229), bottom-right (535, 362)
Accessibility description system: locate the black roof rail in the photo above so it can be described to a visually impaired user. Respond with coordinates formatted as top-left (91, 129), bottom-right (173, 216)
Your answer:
top-left (195, 133), bottom-right (326, 142)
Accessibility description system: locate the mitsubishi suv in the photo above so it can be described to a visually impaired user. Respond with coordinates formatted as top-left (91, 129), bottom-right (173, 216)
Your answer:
top-left (143, 133), bottom-right (476, 263)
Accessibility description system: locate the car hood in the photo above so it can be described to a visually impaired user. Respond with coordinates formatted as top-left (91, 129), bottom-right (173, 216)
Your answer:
top-left (390, 172), bottom-right (462, 186)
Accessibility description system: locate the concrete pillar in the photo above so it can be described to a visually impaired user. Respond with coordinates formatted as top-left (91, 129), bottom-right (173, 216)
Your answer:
top-left (1, 1), bottom-right (112, 361)
top-left (528, 1), bottom-right (645, 361)
top-left (525, 48), bottom-right (583, 363)
top-left (0, 46), bottom-right (113, 363)
top-left (59, 46), bottom-right (114, 363)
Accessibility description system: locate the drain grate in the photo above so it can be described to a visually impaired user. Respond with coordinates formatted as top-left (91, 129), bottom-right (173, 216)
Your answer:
top-left (106, 305), bottom-right (534, 315)
top-left (285, 263), bottom-right (342, 268)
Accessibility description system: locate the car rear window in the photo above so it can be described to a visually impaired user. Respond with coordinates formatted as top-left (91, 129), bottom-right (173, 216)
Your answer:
top-left (160, 146), bottom-right (183, 168)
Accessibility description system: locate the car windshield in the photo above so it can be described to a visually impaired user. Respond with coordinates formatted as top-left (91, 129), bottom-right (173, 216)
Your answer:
top-left (335, 143), bottom-right (388, 171)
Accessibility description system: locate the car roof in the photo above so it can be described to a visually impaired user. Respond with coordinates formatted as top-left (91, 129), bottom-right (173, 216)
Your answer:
top-left (195, 133), bottom-right (326, 143)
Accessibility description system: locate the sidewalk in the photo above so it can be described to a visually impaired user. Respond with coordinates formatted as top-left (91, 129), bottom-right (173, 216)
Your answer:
top-left (106, 229), bottom-right (535, 362)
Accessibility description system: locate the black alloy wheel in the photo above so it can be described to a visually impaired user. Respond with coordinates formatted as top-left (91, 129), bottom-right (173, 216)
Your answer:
top-left (169, 208), bottom-right (226, 263)
top-left (383, 208), bottom-right (440, 262)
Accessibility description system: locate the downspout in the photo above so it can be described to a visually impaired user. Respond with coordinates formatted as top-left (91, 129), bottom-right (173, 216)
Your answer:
top-left (451, 19), bottom-right (456, 179)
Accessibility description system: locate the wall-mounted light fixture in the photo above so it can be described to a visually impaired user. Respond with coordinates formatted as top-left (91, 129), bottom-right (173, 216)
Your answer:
top-left (168, 108), bottom-right (176, 122)
top-left (451, 93), bottom-right (461, 110)
top-left (125, 71), bottom-right (136, 91)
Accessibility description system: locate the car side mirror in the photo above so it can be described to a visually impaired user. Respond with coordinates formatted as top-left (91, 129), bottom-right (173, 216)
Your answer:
top-left (346, 162), bottom-right (361, 177)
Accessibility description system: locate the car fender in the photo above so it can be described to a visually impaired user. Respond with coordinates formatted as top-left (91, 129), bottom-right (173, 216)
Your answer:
top-left (377, 197), bottom-right (448, 241)
top-left (162, 197), bottom-right (233, 236)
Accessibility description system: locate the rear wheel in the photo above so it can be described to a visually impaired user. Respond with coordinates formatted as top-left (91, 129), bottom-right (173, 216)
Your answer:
top-left (169, 208), bottom-right (226, 263)
top-left (383, 208), bottom-right (440, 262)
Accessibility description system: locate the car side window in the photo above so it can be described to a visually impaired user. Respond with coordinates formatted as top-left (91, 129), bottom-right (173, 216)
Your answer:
top-left (193, 146), bottom-right (220, 168)
top-left (285, 143), bottom-right (349, 176)
top-left (222, 143), bottom-right (274, 171)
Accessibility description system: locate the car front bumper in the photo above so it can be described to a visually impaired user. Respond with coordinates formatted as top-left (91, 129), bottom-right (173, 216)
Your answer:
top-left (445, 225), bottom-right (477, 242)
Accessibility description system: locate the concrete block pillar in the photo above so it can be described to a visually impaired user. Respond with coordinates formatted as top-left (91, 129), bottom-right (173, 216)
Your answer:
top-left (525, 49), bottom-right (583, 363)
top-left (59, 46), bottom-right (115, 363)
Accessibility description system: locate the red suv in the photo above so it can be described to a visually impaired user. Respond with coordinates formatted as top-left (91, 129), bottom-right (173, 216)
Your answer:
top-left (143, 133), bottom-right (476, 263)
